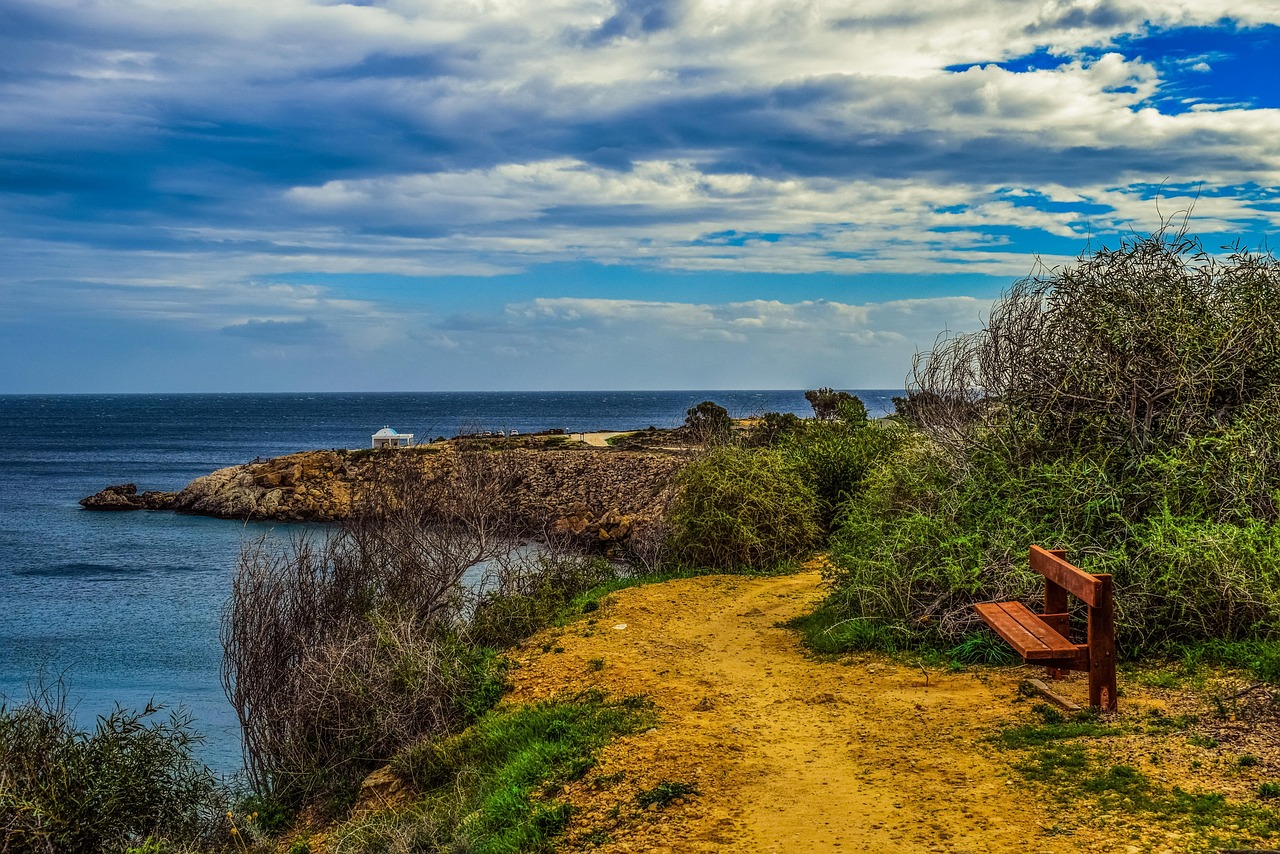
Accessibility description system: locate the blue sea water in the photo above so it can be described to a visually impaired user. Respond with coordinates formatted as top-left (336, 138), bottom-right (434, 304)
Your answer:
top-left (0, 390), bottom-right (900, 774)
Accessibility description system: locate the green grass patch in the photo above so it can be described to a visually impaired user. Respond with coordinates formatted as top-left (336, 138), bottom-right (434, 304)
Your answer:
top-left (993, 706), bottom-right (1280, 845)
top-left (790, 602), bottom-right (1024, 670)
top-left (359, 691), bottom-right (655, 854)
top-left (634, 781), bottom-right (699, 810)
top-left (788, 604), bottom-right (921, 656)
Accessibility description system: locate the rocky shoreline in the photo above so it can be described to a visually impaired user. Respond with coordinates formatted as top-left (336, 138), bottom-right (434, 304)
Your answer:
top-left (81, 442), bottom-right (686, 544)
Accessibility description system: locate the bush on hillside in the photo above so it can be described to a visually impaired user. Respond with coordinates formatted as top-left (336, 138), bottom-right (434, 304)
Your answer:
top-left (745, 411), bottom-right (805, 447)
top-left (911, 228), bottom-right (1280, 459)
top-left (818, 229), bottom-right (1280, 657)
top-left (667, 445), bottom-right (821, 571)
top-left (779, 420), bottom-right (906, 530)
top-left (682, 400), bottom-right (732, 444)
top-left (469, 550), bottom-right (621, 648)
top-left (0, 689), bottom-right (226, 853)
top-left (823, 435), bottom-right (1280, 650)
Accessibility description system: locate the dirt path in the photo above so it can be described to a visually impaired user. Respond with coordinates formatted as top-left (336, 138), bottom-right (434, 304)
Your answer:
top-left (505, 571), bottom-right (1093, 853)
top-left (578, 431), bottom-right (629, 447)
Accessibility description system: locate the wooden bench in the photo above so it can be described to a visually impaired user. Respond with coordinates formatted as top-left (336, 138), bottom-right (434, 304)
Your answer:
top-left (975, 546), bottom-right (1117, 711)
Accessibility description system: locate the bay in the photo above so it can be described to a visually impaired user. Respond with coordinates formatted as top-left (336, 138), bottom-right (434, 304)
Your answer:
top-left (0, 390), bottom-right (900, 772)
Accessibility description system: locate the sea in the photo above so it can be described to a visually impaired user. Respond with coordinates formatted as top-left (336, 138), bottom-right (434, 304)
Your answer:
top-left (0, 390), bottom-right (900, 774)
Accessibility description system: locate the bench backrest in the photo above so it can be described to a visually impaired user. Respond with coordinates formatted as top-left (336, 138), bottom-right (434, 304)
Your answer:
top-left (1029, 545), bottom-right (1107, 608)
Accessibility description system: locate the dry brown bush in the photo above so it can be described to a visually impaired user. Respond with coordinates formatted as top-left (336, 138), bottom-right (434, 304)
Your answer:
top-left (907, 226), bottom-right (1280, 460)
top-left (221, 451), bottom-right (520, 807)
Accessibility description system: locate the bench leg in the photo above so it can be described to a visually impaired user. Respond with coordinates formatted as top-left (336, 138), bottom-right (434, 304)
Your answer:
top-left (1089, 660), bottom-right (1117, 711)
top-left (1087, 576), bottom-right (1117, 712)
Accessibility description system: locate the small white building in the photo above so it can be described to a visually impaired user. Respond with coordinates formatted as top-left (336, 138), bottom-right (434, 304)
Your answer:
top-left (371, 426), bottom-right (414, 449)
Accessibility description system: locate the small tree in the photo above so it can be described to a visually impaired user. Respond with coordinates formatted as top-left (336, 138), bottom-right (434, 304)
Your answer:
top-left (747, 411), bottom-right (804, 446)
top-left (805, 388), bottom-right (865, 422)
top-left (683, 400), bottom-right (731, 443)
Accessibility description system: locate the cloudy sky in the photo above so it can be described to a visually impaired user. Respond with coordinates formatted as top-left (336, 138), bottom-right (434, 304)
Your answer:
top-left (2, 0), bottom-right (1278, 392)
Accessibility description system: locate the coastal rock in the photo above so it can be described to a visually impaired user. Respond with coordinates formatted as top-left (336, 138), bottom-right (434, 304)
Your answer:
top-left (84, 445), bottom-right (685, 543)
top-left (170, 449), bottom-right (357, 522)
top-left (80, 483), bottom-right (180, 511)
top-left (353, 765), bottom-right (412, 815)
top-left (141, 490), bottom-right (179, 510)
top-left (80, 483), bottom-right (146, 511)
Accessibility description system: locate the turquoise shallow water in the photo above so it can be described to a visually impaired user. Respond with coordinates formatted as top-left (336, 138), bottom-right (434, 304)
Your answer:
top-left (0, 390), bottom-right (899, 773)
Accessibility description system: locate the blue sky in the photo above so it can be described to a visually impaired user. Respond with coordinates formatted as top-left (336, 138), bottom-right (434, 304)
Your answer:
top-left (2, 1), bottom-right (1278, 392)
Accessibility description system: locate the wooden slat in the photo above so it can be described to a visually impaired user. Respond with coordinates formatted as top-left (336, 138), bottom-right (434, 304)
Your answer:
top-left (1030, 545), bottom-right (1105, 607)
top-left (1038, 646), bottom-right (1091, 673)
top-left (1040, 611), bottom-right (1071, 637)
top-left (975, 601), bottom-right (1079, 659)
top-left (1023, 678), bottom-right (1083, 712)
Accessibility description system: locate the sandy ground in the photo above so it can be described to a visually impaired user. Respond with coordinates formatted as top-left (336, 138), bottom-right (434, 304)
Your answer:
top-left (577, 431), bottom-right (629, 447)
top-left (506, 571), bottom-right (1098, 854)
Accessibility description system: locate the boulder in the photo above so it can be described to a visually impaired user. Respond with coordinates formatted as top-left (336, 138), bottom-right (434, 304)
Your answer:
top-left (79, 483), bottom-right (145, 511)
top-left (141, 491), bottom-right (178, 510)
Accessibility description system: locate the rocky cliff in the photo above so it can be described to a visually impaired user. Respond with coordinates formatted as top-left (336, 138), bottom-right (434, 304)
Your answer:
top-left (81, 446), bottom-right (685, 544)
top-left (169, 449), bottom-right (359, 521)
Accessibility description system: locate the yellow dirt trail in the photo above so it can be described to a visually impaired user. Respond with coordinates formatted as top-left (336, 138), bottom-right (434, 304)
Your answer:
top-left (506, 571), bottom-right (1097, 853)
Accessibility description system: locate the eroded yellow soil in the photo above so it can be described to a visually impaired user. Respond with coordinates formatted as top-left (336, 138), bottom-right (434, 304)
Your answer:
top-left (506, 571), bottom-right (1082, 853)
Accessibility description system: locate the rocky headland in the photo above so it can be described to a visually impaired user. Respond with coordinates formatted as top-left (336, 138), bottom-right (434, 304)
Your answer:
top-left (81, 441), bottom-right (686, 545)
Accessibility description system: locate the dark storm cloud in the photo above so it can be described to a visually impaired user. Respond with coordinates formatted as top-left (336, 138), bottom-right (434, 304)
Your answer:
top-left (586, 0), bottom-right (680, 44)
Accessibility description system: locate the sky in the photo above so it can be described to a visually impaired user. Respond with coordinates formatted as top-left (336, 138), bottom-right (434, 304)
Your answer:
top-left (2, 1), bottom-right (1279, 393)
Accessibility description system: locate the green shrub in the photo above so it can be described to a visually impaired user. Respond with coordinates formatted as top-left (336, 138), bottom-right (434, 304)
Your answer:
top-left (779, 420), bottom-right (905, 530)
top-left (819, 431), bottom-right (1280, 654)
top-left (682, 400), bottom-right (731, 444)
top-left (821, 436), bottom-right (1062, 647)
top-left (470, 552), bottom-right (621, 648)
top-left (0, 690), bottom-right (226, 853)
top-left (667, 445), bottom-right (821, 571)
top-left (745, 411), bottom-right (804, 447)
top-left (1105, 514), bottom-right (1280, 647)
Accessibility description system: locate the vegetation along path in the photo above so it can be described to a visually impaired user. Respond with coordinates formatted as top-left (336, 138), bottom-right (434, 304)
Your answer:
top-left (509, 570), bottom-right (1081, 853)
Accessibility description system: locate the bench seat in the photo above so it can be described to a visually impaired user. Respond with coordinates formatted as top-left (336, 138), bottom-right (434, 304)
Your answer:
top-left (974, 601), bottom-right (1082, 660)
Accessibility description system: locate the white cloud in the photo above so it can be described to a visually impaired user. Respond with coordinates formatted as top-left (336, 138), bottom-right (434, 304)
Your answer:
top-left (278, 150), bottom-right (1280, 276)
top-left (455, 293), bottom-right (989, 386)
top-left (4, 0), bottom-right (1280, 391)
